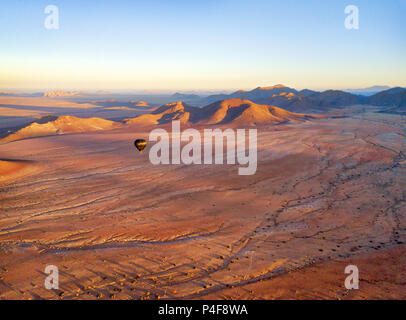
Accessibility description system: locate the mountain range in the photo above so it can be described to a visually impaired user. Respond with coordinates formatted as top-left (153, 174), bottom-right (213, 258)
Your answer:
top-left (189, 85), bottom-right (406, 113)
top-left (125, 99), bottom-right (323, 126)
top-left (1, 98), bottom-right (324, 143)
top-left (23, 85), bottom-right (406, 114)
top-left (345, 86), bottom-right (392, 96)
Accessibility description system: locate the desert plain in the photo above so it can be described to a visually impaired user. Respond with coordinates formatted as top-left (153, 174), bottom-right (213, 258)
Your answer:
top-left (1, 97), bottom-right (406, 300)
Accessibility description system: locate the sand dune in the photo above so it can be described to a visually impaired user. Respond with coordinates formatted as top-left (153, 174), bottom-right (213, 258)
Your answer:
top-left (129, 100), bottom-right (149, 107)
top-left (125, 99), bottom-right (322, 126)
top-left (125, 101), bottom-right (196, 125)
top-left (1, 115), bottom-right (122, 143)
top-left (199, 99), bottom-right (322, 125)
top-left (0, 159), bottom-right (35, 182)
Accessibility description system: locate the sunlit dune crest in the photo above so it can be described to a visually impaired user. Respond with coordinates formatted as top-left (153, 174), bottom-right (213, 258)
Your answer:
top-left (1, 98), bottom-right (320, 142)
top-left (125, 98), bottom-right (323, 126)
top-left (1, 115), bottom-right (122, 143)
top-left (271, 92), bottom-right (295, 98)
top-left (125, 101), bottom-right (193, 125)
top-left (129, 100), bottom-right (149, 107)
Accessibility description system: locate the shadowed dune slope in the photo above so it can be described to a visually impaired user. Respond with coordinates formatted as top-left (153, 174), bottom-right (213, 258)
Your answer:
top-left (199, 98), bottom-right (323, 125)
top-left (125, 101), bottom-right (200, 125)
top-left (125, 99), bottom-right (323, 126)
top-left (1, 115), bottom-right (122, 143)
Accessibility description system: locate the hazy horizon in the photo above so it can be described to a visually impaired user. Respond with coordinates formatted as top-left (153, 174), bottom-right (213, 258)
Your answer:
top-left (1, 84), bottom-right (405, 96)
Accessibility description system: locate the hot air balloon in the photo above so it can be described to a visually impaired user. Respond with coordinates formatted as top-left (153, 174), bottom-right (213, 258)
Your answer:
top-left (134, 139), bottom-right (147, 154)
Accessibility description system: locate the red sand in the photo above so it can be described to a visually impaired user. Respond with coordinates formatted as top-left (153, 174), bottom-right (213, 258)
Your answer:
top-left (0, 108), bottom-right (405, 300)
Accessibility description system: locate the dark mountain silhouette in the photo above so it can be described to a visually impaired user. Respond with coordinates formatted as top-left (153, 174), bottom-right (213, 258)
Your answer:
top-left (346, 86), bottom-right (391, 96)
top-left (197, 85), bottom-right (367, 112)
top-left (254, 92), bottom-right (316, 113)
top-left (197, 84), bottom-right (406, 113)
top-left (200, 85), bottom-right (298, 105)
top-left (172, 92), bottom-right (201, 100)
top-left (298, 89), bottom-right (319, 97)
top-left (367, 87), bottom-right (406, 107)
top-left (301, 90), bottom-right (366, 107)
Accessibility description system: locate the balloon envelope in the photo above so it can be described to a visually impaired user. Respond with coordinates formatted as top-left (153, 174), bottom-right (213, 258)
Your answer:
top-left (134, 139), bottom-right (147, 153)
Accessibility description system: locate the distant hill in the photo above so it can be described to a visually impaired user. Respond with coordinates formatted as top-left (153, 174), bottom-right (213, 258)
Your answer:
top-left (197, 85), bottom-right (370, 112)
top-left (22, 84), bottom-right (406, 115)
top-left (129, 100), bottom-right (149, 107)
top-left (90, 99), bottom-right (117, 104)
top-left (346, 86), bottom-right (391, 96)
top-left (95, 90), bottom-right (112, 95)
top-left (0, 90), bottom-right (12, 96)
top-left (211, 89), bottom-right (366, 113)
top-left (253, 92), bottom-right (317, 113)
top-left (368, 87), bottom-right (406, 113)
top-left (367, 87), bottom-right (406, 107)
top-left (200, 84), bottom-right (298, 105)
top-left (298, 89), bottom-right (319, 97)
top-left (301, 90), bottom-right (366, 107)
top-left (199, 98), bottom-right (322, 126)
top-left (43, 90), bottom-right (119, 97)
top-left (125, 101), bottom-right (198, 125)
top-left (172, 93), bottom-right (201, 100)
top-left (43, 90), bottom-right (84, 97)
top-left (192, 84), bottom-right (406, 112)
top-left (1, 115), bottom-right (122, 143)
top-left (125, 99), bottom-right (322, 126)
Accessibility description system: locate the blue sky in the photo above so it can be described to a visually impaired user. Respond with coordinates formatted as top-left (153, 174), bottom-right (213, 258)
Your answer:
top-left (1, 0), bottom-right (405, 92)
